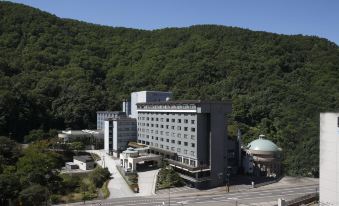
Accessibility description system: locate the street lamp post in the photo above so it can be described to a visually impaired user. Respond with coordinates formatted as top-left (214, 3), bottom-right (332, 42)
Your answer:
top-left (168, 187), bottom-right (171, 206)
top-left (226, 166), bottom-right (232, 193)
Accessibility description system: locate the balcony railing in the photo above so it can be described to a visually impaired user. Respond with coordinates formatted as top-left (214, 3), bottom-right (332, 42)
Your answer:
top-left (166, 158), bottom-right (210, 171)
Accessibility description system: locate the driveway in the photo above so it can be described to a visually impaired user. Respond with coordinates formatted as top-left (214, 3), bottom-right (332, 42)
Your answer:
top-left (87, 150), bottom-right (136, 198)
top-left (137, 169), bottom-right (160, 196)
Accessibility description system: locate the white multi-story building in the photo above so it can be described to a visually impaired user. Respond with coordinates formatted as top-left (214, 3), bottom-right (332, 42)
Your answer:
top-left (104, 116), bottom-right (137, 157)
top-left (129, 91), bottom-right (172, 119)
top-left (320, 112), bottom-right (339, 205)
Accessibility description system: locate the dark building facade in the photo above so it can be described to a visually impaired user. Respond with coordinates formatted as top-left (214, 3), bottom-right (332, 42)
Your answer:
top-left (136, 100), bottom-right (233, 188)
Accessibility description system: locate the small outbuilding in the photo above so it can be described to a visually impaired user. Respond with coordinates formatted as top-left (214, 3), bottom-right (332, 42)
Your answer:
top-left (73, 155), bottom-right (95, 170)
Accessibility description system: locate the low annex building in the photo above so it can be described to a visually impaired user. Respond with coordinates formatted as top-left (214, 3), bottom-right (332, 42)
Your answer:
top-left (119, 147), bottom-right (161, 172)
top-left (242, 135), bottom-right (282, 177)
top-left (66, 155), bottom-right (95, 171)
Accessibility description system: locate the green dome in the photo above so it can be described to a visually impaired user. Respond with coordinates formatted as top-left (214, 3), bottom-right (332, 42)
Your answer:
top-left (247, 135), bottom-right (280, 152)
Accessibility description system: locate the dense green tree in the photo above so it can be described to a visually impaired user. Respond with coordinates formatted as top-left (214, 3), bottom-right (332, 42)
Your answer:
top-left (16, 142), bottom-right (62, 186)
top-left (19, 184), bottom-right (48, 206)
top-left (0, 173), bottom-right (21, 205)
top-left (0, 136), bottom-right (21, 172)
top-left (0, 1), bottom-right (339, 175)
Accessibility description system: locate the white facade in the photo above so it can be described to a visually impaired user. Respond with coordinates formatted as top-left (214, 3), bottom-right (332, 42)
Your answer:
top-left (320, 112), bottom-right (339, 205)
top-left (73, 156), bottom-right (94, 170)
top-left (130, 91), bottom-right (172, 118)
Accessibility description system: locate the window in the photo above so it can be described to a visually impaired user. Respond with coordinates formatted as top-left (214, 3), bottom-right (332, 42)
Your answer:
top-left (166, 125), bottom-right (169, 129)
top-left (191, 128), bottom-right (196, 132)
top-left (184, 142), bottom-right (188, 146)
top-left (191, 143), bottom-right (195, 147)
top-left (191, 120), bottom-right (195, 124)
top-left (160, 138), bottom-right (164, 141)
top-left (177, 119), bottom-right (182, 123)
top-left (166, 139), bottom-right (169, 142)
top-left (156, 137), bottom-right (158, 140)
top-left (191, 135), bottom-right (195, 140)
top-left (184, 119), bottom-right (188, 123)
top-left (184, 127), bottom-right (188, 131)
top-left (177, 148), bottom-right (181, 153)
top-left (190, 159), bottom-right (196, 166)
top-left (160, 145), bottom-right (163, 148)
top-left (166, 118), bottom-right (169, 122)
top-left (184, 134), bottom-right (188, 139)
top-left (171, 126), bottom-right (175, 129)
top-left (166, 146), bottom-right (169, 150)
top-left (171, 147), bottom-right (175, 151)
top-left (178, 141), bottom-right (181, 145)
top-left (177, 126), bottom-right (181, 130)
top-left (184, 158), bottom-right (189, 164)
top-left (177, 134), bottom-right (181, 138)
top-left (171, 119), bottom-right (175, 123)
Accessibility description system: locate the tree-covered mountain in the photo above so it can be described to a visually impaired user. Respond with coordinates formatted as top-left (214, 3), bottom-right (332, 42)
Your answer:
top-left (1, 1), bottom-right (338, 175)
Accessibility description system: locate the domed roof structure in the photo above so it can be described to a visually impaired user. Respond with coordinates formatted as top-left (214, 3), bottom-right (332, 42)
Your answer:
top-left (247, 135), bottom-right (281, 152)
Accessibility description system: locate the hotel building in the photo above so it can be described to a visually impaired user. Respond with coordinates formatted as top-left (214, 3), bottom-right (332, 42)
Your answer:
top-left (136, 100), bottom-right (233, 188)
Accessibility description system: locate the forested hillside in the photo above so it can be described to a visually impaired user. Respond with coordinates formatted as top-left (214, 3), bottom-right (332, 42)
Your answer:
top-left (1, 2), bottom-right (338, 175)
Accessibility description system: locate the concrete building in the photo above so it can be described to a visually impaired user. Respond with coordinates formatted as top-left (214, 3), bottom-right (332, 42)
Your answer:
top-left (242, 134), bottom-right (282, 177)
top-left (130, 91), bottom-right (172, 119)
top-left (320, 112), bottom-right (339, 205)
top-left (73, 155), bottom-right (95, 170)
top-left (104, 116), bottom-right (137, 157)
top-left (97, 111), bottom-right (126, 130)
top-left (136, 100), bottom-right (233, 188)
top-left (57, 129), bottom-right (104, 149)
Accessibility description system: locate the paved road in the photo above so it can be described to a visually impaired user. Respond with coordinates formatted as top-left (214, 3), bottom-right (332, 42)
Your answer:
top-left (65, 184), bottom-right (318, 206)
top-left (87, 150), bottom-right (135, 198)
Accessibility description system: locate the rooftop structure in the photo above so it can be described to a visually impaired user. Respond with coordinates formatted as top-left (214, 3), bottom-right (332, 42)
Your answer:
top-left (130, 91), bottom-right (172, 118)
top-left (97, 111), bottom-right (126, 130)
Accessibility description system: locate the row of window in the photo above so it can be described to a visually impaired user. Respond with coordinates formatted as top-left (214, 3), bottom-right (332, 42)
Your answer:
top-left (138, 117), bottom-right (196, 124)
top-left (139, 140), bottom-right (196, 157)
top-left (178, 156), bottom-right (196, 167)
top-left (139, 136), bottom-right (195, 147)
top-left (138, 126), bottom-right (196, 133)
top-left (138, 104), bottom-right (196, 110)
top-left (138, 132), bottom-right (196, 140)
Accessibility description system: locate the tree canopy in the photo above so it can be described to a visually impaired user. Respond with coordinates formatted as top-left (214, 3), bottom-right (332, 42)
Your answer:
top-left (0, 2), bottom-right (339, 175)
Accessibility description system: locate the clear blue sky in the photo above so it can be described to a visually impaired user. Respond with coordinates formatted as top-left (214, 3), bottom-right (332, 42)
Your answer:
top-left (10, 0), bottom-right (339, 45)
